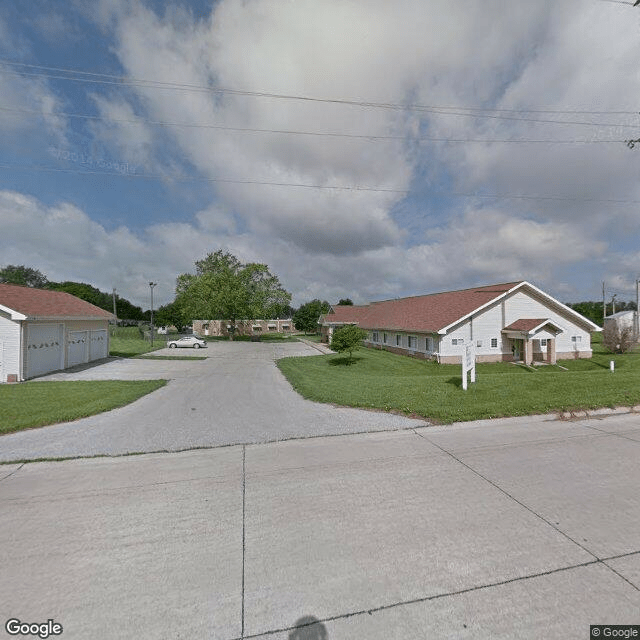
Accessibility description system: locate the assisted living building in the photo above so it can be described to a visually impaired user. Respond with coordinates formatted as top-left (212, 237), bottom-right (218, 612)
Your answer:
top-left (320, 281), bottom-right (600, 365)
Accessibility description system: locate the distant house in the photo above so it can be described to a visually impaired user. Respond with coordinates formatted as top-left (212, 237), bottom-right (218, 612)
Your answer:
top-left (320, 281), bottom-right (600, 365)
top-left (0, 283), bottom-right (114, 382)
top-left (603, 310), bottom-right (636, 333)
top-left (192, 318), bottom-right (294, 337)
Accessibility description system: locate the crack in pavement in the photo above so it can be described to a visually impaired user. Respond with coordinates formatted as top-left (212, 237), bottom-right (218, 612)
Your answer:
top-left (231, 551), bottom-right (640, 640)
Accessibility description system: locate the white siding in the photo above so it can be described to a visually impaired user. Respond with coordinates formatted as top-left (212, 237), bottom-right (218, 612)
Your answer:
top-left (439, 319), bottom-right (472, 358)
top-left (503, 291), bottom-right (591, 354)
top-left (0, 315), bottom-right (21, 382)
top-left (467, 301), bottom-right (506, 357)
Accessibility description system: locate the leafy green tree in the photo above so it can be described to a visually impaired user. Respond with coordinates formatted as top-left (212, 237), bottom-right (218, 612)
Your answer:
top-left (566, 301), bottom-right (603, 326)
top-left (47, 281), bottom-right (145, 320)
top-left (0, 265), bottom-right (48, 288)
top-left (175, 250), bottom-right (291, 339)
top-left (337, 298), bottom-right (353, 306)
top-left (293, 299), bottom-right (331, 334)
top-left (330, 324), bottom-right (367, 362)
top-left (154, 301), bottom-right (186, 330)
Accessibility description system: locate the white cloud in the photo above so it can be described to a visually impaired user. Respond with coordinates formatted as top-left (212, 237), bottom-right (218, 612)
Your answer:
top-left (7, 0), bottom-right (640, 306)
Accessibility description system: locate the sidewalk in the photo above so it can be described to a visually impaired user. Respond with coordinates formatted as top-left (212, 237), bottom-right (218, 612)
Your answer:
top-left (1, 415), bottom-right (638, 639)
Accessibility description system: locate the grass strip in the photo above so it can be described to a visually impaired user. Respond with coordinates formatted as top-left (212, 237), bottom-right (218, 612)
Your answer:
top-left (277, 344), bottom-right (640, 423)
top-left (0, 380), bottom-right (167, 434)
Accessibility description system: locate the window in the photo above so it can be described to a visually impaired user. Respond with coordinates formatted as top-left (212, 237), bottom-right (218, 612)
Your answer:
top-left (383, 333), bottom-right (388, 344)
top-left (396, 334), bottom-right (402, 346)
top-left (571, 336), bottom-right (581, 343)
top-left (491, 338), bottom-right (498, 348)
top-left (426, 336), bottom-right (434, 352)
top-left (282, 325), bottom-right (290, 331)
top-left (540, 338), bottom-right (547, 347)
top-left (252, 326), bottom-right (262, 332)
top-left (476, 340), bottom-right (483, 348)
top-left (408, 336), bottom-right (417, 349)
top-left (372, 331), bottom-right (379, 342)
top-left (451, 338), bottom-right (463, 346)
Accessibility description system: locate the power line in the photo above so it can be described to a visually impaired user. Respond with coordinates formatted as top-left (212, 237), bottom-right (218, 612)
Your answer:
top-left (0, 105), bottom-right (626, 144)
top-left (1, 60), bottom-right (640, 129)
top-left (2, 161), bottom-right (640, 205)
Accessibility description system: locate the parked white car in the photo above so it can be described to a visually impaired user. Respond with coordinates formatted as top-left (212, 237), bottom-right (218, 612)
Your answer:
top-left (167, 336), bottom-right (207, 349)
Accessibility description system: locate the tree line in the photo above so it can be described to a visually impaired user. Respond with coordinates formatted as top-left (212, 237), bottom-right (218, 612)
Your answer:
top-left (0, 265), bottom-right (146, 320)
top-left (565, 300), bottom-right (637, 326)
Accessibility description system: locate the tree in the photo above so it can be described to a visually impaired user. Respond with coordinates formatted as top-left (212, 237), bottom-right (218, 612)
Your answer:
top-left (154, 301), bottom-right (187, 330)
top-left (47, 281), bottom-right (145, 320)
top-left (337, 298), bottom-right (353, 306)
top-left (0, 265), bottom-right (48, 288)
top-left (293, 299), bottom-right (331, 334)
top-left (175, 250), bottom-right (291, 339)
top-left (330, 324), bottom-right (367, 362)
top-left (602, 322), bottom-right (636, 354)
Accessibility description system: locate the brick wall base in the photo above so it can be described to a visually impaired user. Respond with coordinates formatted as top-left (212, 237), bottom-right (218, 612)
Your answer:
top-left (362, 343), bottom-right (593, 364)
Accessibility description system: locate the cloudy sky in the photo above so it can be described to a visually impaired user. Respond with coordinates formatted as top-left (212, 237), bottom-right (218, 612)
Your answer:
top-left (1, 0), bottom-right (640, 309)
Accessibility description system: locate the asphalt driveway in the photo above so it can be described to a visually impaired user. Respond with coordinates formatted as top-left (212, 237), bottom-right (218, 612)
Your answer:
top-left (0, 340), bottom-right (427, 462)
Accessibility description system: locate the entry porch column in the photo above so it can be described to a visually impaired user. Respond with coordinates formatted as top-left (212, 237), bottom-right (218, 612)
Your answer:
top-left (546, 338), bottom-right (556, 364)
top-left (523, 338), bottom-right (533, 366)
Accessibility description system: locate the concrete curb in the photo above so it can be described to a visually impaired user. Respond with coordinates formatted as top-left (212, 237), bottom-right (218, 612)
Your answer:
top-left (558, 405), bottom-right (640, 420)
top-left (296, 337), bottom-right (334, 355)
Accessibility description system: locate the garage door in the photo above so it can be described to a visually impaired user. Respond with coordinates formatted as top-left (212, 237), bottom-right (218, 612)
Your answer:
top-left (67, 331), bottom-right (88, 367)
top-left (89, 330), bottom-right (108, 361)
top-left (26, 324), bottom-right (63, 378)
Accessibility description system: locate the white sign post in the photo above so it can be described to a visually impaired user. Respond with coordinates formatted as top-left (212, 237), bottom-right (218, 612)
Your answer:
top-left (462, 343), bottom-right (476, 390)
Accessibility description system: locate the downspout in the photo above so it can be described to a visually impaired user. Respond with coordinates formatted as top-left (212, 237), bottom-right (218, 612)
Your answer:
top-left (19, 319), bottom-right (25, 381)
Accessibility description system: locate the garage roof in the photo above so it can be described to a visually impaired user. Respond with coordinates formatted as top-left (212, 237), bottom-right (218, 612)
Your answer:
top-left (0, 283), bottom-right (114, 320)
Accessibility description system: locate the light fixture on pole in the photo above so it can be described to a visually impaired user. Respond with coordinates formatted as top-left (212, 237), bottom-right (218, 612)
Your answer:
top-left (149, 282), bottom-right (157, 346)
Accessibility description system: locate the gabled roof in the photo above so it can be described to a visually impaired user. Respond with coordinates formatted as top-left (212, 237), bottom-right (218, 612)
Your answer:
top-left (321, 281), bottom-right (600, 334)
top-left (503, 318), bottom-right (564, 335)
top-left (321, 305), bottom-right (369, 325)
top-left (503, 318), bottom-right (550, 332)
top-left (0, 283), bottom-right (114, 321)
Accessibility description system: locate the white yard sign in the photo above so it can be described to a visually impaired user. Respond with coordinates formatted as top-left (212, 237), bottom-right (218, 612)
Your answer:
top-left (462, 343), bottom-right (476, 390)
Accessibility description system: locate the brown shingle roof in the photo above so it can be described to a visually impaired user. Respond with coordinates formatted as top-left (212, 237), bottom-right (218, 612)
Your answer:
top-left (503, 318), bottom-right (549, 332)
top-left (323, 305), bottom-right (369, 324)
top-left (323, 282), bottom-right (524, 333)
top-left (0, 283), bottom-right (114, 319)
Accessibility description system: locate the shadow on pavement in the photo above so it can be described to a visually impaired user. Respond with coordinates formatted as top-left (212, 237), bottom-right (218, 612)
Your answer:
top-left (288, 616), bottom-right (329, 639)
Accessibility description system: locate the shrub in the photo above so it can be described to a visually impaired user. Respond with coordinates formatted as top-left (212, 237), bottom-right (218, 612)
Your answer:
top-left (602, 323), bottom-right (635, 354)
top-left (330, 325), bottom-right (367, 362)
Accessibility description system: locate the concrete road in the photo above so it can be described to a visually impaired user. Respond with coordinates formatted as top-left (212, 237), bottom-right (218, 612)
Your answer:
top-left (1, 414), bottom-right (638, 639)
top-left (0, 341), bottom-right (426, 462)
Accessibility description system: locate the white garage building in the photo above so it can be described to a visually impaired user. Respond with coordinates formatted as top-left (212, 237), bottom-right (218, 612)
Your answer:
top-left (0, 283), bottom-right (114, 382)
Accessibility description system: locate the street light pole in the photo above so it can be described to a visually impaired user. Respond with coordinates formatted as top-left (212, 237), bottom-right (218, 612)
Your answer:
top-left (149, 282), bottom-right (157, 346)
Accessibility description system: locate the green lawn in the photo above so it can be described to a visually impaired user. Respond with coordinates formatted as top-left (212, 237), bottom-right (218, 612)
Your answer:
top-left (277, 337), bottom-right (640, 423)
top-left (109, 326), bottom-right (165, 357)
top-left (0, 380), bottom-right (167, 434)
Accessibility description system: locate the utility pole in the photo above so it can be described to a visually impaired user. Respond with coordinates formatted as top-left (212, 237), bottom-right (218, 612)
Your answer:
top-left (633, 278), bottom-right (640, 342)
top-left (611, 294), bottom-right (617, 316)
top-left (602, 281), bottom-right (606, 320)
top-left (111, 288), bottom-right (117, 336)
top-left (149, 282), bottom-right (157, 346)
